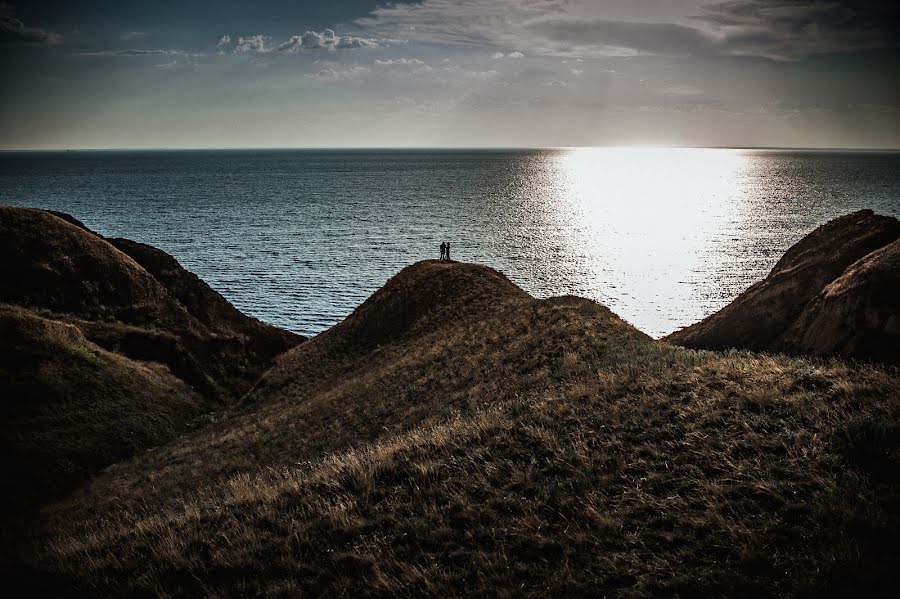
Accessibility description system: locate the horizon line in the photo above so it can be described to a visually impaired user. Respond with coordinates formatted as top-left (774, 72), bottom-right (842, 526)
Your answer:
top-left (3, 144), bottom-right (900, 152)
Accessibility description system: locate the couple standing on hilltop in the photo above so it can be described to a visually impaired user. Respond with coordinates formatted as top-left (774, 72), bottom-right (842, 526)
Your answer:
top-left (439, 241), bottom-right (452, 261)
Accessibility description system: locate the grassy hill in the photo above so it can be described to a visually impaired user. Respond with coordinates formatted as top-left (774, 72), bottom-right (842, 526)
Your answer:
top-left (4, 208), bottom-right (899, 596)
top-left (25, 260), bottom-right (900, 597)
top-left (783, 238), bottom-right (900, 362)
top-left (0, 304), bottom-right (206, 512)
top-left (1, 207), bottom-right (302, 402)
top-left (0, 206), bottom-right (302, 523)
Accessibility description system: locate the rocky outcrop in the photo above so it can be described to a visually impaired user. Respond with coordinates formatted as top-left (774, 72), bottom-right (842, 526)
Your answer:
top-left (783, 239), bottom-right (900, 362)
top-left (666, 210), bottom-right (900, 362)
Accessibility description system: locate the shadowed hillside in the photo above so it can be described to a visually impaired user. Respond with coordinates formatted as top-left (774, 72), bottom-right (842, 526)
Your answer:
top-left (0, 304), bottom-right (205, 511)
top-left (667, 210), bottom-right (900, 362)
top-left (1, 207), bottom-right (302, 400)
top-left (0, 207), bottom-right (302, 513)
top-left (784, 239), bottom-right (900, 362)
top-left (22, 259), bottom-right (900, 597)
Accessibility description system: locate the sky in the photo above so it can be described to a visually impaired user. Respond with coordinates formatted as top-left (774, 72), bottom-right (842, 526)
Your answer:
top-left (1, 0), bottom-right (899, 149)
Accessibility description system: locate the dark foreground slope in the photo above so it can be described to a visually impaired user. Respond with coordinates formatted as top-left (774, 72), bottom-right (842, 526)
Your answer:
top-left (784, 239), bottom-right (900, 362)
top-left (28, 260), bottom-right (900, 597)
top-left (666, 210), bottom-right (900, 361)
top-left (0, 305), bottom-right (205, 511)
top-left (0, 207), bottom-right (302, 510)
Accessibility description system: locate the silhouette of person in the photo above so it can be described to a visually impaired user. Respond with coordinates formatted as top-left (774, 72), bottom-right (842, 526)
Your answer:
top-left (445, 242), bottom-right (451, 261)
top-left (440, 241), bottom-right (446, 260)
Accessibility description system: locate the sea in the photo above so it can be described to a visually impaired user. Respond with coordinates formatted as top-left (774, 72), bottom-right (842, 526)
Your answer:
top-left (2, 148), bottom-right (899, 338)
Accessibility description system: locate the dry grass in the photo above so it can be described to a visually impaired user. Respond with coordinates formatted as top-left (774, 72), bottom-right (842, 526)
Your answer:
top-left (0, 304), bottom-right (208, 513)
top-left (22, 261), bottom-right (900, 596)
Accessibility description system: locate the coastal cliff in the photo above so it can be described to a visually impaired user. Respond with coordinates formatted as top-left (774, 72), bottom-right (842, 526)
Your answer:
top-left (666, 209), bottom-right (900, 362)
top-left (3, 207), bottom-right (899, 596)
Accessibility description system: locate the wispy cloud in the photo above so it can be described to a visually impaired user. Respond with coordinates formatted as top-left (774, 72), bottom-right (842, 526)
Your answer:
top-left (0, 1), bottom-right (61, 44)
top-left (76, 48), bottom-right (184, 56)
top-left (220, 29), bottom-right (384, 54)
top-left (356, 0), bottom-right (565, 49)
top-left (355, 0), bottom-right (900, 60)
top-left (305, 65), bottom-right (371, 84)
top-left (374, 57), bottom-right (424, 66)
top-left (121, 31), bottom-right (146, 41)
top-left (697, 0), bottom-right (900, 60)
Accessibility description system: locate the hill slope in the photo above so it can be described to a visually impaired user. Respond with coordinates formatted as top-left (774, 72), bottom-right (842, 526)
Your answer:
top-left (1, 207), bottom-right (302, 400)
top-left (0, 206), bottom-right (302, 511)
top-left (784, 239), bottom-right (900, 362)
top-left (0, 304), bottom-right (206, 511)
top-left (666, 210), bottom-right (900, 361)
top-left (26, 260), bottom-right (900, 597)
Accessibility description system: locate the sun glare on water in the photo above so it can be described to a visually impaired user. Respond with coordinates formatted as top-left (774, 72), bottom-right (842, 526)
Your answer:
top-left (553, 147), bottom-right (748, 335)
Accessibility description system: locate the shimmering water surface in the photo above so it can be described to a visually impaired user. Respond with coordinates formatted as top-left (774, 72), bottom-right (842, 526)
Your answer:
top-left (2, 148), bottom-right (899, 338)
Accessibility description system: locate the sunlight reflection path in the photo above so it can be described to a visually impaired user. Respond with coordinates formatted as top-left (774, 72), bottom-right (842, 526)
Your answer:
top-left (555, 148), bottom-right (746, 335)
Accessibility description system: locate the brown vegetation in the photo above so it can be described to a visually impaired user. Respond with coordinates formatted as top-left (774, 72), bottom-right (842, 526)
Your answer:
top-left (666, 210), bottom-right (900, 361)
top-left (0, 206), bottom-right (301, 516)
top-left (22, 261), bottom-right (900, 597)
top-left (4, 209), bottom-right (899, 596)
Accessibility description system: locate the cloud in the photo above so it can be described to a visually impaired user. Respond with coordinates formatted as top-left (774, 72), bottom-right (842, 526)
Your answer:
top-left (355, 0), bottom-right (900, 60)
top-left (661, 84), bottom-right (704, 96)
top-left (697, 0), bottom-right (900, 59)
top-left (492, 51), bottom-right (525, 59)
top-left (121, 31), bottom-right (146, 41)
top-left (0, 2), bottom-right (61, 44)
top-left (305, 65), bottom-right (371, 83)
top-left (76, 48), bottom-right (183, 56)
top-left (374, 57), bottom-right (424, 66)
top-left (223, 29), bottom-right (381, 55)
top-left (529, 19), bottom-right (716, 57)
top-left (357, 0), bottom-right (568, 47)
top-left (358, 0), bottom-right (713, 56)
top-left (275, 29), bottom-right (379, 52)
top-left (236, 34), bottom-right (268, 53)
top-left (461, 68), bottom-right (498, 80)
top-left (372, 57), bottom-right (433, 77)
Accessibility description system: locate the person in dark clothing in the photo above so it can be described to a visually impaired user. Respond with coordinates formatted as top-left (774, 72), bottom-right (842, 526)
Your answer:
top-left (445, 242), bottom-right (451, 261)
top-left (440, 241), bottom-right (446, 260)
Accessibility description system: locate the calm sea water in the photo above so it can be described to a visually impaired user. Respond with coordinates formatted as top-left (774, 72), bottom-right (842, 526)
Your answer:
top-left (2, 148), bottom-right (899, 338)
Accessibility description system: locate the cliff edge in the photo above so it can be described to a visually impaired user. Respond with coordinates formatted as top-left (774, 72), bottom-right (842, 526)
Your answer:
top-left (666, 209), bottom-right (900, 361)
